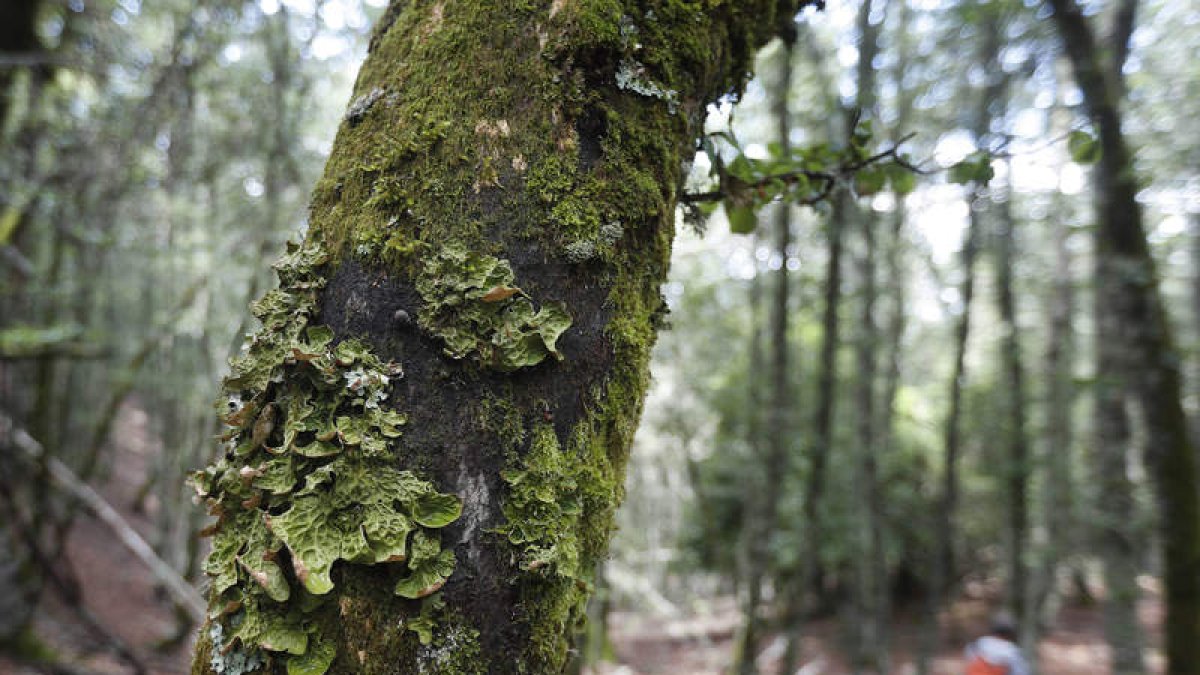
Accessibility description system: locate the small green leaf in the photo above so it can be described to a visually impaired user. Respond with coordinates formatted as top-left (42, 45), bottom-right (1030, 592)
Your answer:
top-left (726, 204), bottom-right (758, 234)
top-left (1067, 129), bottom-right (1101, 164)
top-left (887, 164), bottom-right (917, 195)
top-left (854, 168), bottom-right (886, 196)
top-left (948, 161), bottom-right (970, 185)
top-left (726, 154), bottom-right (755, 182)
top-left (948, 152), bottom-right (995, 185)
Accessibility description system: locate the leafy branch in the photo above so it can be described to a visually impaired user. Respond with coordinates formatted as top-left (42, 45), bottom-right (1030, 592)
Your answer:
top-left (683, 132), bottom-right (923, 206)
top-left (683, 120), bottom-right (925, 234)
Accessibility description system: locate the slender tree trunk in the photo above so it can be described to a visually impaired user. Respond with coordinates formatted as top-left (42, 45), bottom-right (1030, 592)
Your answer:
top-left (994, 175), bottom-right (1032, 647)
top-left (929, 203), bottom-right (981, 649)
top-left (735, 232), bottom-right (766, 607)
top-left (1094, 375), bottom-right (1147, 673)
top-left (849, 2), bottom-right (888, 670)
top-left (735, 33), bottom-right (796, 673)
top-left (1039, 197), bottom-right (1077, 621)
top-left (734, 230), bottom-right (767, 670)
top-left (926, 16), bottom-right (1006, 664)
top-left (1048, 0), bottom-right (1200, 671)
top-left (854, 202), bottom-right (889, 674)
top-left (190, 2), bottom-right (806, 673)
top-left (0, 0), bottom-right (42, 130)
top-left (779, 188), bottom-right (845, 675)
top-left (1192, 212), bottom-right (1200, 432)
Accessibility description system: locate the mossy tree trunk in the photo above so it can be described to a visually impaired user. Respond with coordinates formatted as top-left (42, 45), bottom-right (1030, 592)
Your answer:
top-left (190, 2), bottom-right (805, 673)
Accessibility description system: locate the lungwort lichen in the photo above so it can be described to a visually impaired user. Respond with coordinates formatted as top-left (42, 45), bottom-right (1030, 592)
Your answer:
top-left (414, 245), bottom-right (572, 372)
top-left (192, 242), bottom-right (462, 675)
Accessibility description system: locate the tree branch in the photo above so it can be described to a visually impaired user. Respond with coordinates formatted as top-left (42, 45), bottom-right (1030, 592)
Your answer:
top-left (680, 133), bottom-right (923, 205)
top-left (0, 411), bottom-right (207, 623)
top-left (1109, 0), bottom-right (1138, 97)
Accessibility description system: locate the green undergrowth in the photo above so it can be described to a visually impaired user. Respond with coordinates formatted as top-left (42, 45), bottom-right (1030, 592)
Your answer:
top-left (192, 242), bottom-right (463, 675)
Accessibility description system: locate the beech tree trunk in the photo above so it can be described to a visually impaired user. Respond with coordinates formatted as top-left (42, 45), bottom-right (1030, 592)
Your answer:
top-left (190, 2), bottom-right (805, 674)
top-left (1048, 0), bottom-right (1200, 671)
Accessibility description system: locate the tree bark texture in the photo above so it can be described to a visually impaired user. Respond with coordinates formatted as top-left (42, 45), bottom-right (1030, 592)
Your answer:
top-left (1093, 385), bottom-right (1147, 674)
top-left (190, 2), bottom-right (806, 674)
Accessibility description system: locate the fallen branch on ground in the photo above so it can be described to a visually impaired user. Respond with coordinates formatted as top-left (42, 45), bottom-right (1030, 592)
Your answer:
top-left (0, 411), bottom-right (207, 623)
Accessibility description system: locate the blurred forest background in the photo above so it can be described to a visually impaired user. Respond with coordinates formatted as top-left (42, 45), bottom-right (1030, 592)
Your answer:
top-left (2, 0), bottom-right (1199, 673)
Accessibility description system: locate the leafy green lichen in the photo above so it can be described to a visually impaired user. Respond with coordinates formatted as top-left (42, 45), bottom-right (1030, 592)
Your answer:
top-left (499, 423), bottom-right (583, 578)
top-left (192, 241), bottom-right (462, 674)
top-left (415, 245), bottom-right (572, 372)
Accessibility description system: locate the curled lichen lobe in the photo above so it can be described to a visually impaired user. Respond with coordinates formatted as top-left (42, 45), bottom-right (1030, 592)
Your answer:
top-left (191, 242), bottom-right (463, 675)
top-left (414, 245), bottom-right (573, 372)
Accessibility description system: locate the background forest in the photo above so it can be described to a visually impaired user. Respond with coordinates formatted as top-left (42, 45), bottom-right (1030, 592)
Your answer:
top-left (2, 0), bottom-right (1199, 673)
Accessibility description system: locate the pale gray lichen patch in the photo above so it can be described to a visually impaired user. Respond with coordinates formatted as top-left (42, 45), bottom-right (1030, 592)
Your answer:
top-left (614, 15), bottom-right (678, 114)
top-left (345, 87), bottom-right (386, 126)
top-left (453, 455), bottom-right (492, 567)
top-left (564, 220), bottom-right (624, 263)
top-left (616, 59), bottom-right (679, 114)
top-left (208, 622), bottom-right (266, 675)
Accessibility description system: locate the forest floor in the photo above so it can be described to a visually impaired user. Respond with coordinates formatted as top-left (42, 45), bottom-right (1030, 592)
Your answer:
top-left (0, 403), bottom-right (1167, 675)
top-left (597, 590), bottom-right (1165, 674)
